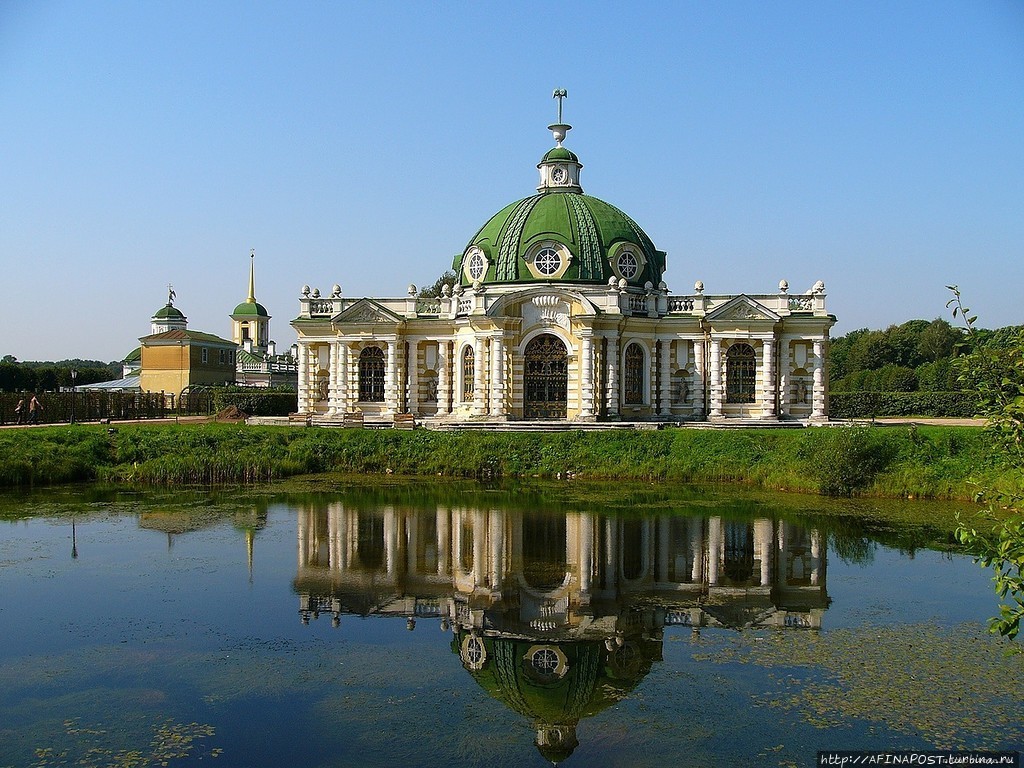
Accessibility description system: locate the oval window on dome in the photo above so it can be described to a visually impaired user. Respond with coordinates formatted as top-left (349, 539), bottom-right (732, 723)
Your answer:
top-left (468, 252), bottom-right (485, 280)
top-left (617, 251), bottom-right (639, 280)
top-left (535, 248), bottom-right (561, 276)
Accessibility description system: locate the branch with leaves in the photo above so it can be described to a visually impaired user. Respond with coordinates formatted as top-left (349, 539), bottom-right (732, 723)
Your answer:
top-left (947, 285), bottom-right (1024, 646)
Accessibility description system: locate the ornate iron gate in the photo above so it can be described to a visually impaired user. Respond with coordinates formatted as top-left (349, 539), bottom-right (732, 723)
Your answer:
top-left (523, 334), bottom-right (567, 420)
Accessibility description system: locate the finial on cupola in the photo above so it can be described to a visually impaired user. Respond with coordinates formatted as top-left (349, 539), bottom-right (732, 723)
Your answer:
top-left (549, 88), bottom-right (570, 146)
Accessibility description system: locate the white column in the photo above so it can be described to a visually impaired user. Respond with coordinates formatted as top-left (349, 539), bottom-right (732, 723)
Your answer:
top-left (297, 509), bottom-right (310, 566)
top-left (328, 504), bottom-right (343, 571)
top-left (579, 513), bottom-right (594, 596)
top-left (778, 337), bottom-right (791, 417)
top-left (437, 507), bottom-right (451, 577)
top-left (761, 339), bottom-right (775, 419)
top-left (437, 341), bottom-right (450, 415)
top-left (605, 336), bottom-right (620, 417)
top-left (473, 336), bottom-right (487, 416)
top-left (342, 343), bottom-right (353, 413)
top-left (692, 339), bottom-right (706, 419)
top-left (658, 516), bottom-right (670, 582)
top-left (385, 339), bottom-right (399, 414)
top-left (406, 513), bottom-right (418, 575)
top-left (810, 529), bottom-right (822, 586)
top-left (658, 338), bottom-right (672, 417)
top-left (297, 343), bottom-right (310, 412)
top-left (709, 339), bottom-right (723, 418)
top-left (811, 340), bottom-right (825, 419)
top-left (488, 510), bottom-right (503, 591)
top-left (327, 342), bottom-right (339, 415)
top-left (690, 519), bottom-right (704, 583)
top-left (707, 516), bottom-right (722, 586)
top-left (580, 333), bottom-right (595, 418)
top-left (408, 339), bottom-right (420, 416)
top-left (489, 336), bottom-right (505, 417)
top-left (755, 518), bottom-right (773, 587)
top-left (605, 517), bottom-right (618, 588)
top-left (472, 510), bottom-right (486, 587)
top-left (384, 507), bottom-right (399, 580)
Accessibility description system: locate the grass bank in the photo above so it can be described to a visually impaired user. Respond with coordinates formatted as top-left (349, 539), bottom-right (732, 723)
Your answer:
top-left (0, 422), bottom-right (1017, 500)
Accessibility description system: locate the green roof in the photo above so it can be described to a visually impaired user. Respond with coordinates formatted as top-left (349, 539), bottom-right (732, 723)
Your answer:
top-left (455, 192), bottom-right (666, 287)
top-left (152, 303), bottom-right (185, 320)
top-left (539, 146), bottom-right (579, 164)
top-left (122, 346), bottom-right (141, 362)
top-left (232, 301), bottom-right (269, 317)
top-left (236, 348), bottom-right (264, 364)
top-left (140, 329), bottom-right (236, 347)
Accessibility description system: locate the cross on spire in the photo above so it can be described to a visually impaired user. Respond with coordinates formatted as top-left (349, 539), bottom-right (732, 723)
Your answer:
top-left (552, 88), bottom-right (567, 124)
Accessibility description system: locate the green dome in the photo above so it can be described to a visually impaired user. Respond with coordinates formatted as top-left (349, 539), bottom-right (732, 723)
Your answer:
top-left (152, 303), bottom-right (185, 320)
top-left (539, 146), bottom-right (579, 164)
top-left (456, 192), bottom-right (666, 287)
top-left (232, 300), bottom-right (269, 317)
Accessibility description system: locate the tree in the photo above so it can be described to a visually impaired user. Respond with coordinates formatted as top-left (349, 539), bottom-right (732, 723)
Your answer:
top-left (948, 286), bottom-right (1024, 647)
top-left (418, 270), bottom-right (457, 299)
top-left (917, 318), bottom-right (962, 363)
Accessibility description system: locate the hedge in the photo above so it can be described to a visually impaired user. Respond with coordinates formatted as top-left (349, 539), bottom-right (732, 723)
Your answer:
top-left (214, 391), bottom-right (297, 416)
top-left (830, 391), bottom-right (979, 419)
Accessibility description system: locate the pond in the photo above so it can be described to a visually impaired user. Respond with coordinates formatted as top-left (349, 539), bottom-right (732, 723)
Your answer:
top-left (0, 481), bottom-right (1020, 767)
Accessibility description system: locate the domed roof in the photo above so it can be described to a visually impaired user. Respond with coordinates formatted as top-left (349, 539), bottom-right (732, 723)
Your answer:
top-left (455, 105), bottom-right (666, 289)
top-left (152, 303), bottom-right (185, 320)
top-left (456, 191), bottom-right (665, 288)
top-left (539, 146), bottom-right (579, 164)
top-left (232, 300), bottom-right (269, 317)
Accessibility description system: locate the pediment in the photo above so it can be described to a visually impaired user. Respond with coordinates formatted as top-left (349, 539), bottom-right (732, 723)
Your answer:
top-left (485, 286), bottom-right (601, 319)
top-left (334, 299), bottom-right (403, 325)
top-left (706, 295), bottom-right (780, 323)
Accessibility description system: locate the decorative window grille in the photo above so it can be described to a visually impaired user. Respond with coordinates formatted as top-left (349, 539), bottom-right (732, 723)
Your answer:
top-left (623, 343), bottom-right (645, 405)
top-left (358, 346), bottom-right (385, 402)
top-left (462, 346), bottom-right (475, 402)
top-left (617, 251), bottom-right (638, 279)
top-left (535, 247), bottom-right (561, 276)
top-left (726, 343), bottom-right (756, 403)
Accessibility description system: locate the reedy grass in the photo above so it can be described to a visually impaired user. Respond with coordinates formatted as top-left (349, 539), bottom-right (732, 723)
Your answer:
top-left (0, 423), bottom-right (1017, 500)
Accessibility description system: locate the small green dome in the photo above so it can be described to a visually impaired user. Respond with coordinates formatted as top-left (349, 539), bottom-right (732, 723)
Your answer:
top-left (232, 301), bottom-right (269, 317)
top-left (456, 192), bottom-right (666, 287)
top-left (152, 303), bottom-right (185, 320)
top-left (539, 146), bottom-right (579, 164)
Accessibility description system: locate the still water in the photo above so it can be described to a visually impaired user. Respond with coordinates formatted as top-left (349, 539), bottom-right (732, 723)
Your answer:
top-left (0, 482), bottom-right (1020, 767)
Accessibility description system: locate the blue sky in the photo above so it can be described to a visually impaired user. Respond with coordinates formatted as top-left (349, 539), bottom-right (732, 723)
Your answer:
top-left (2, 1), bottom-right (1022, 362)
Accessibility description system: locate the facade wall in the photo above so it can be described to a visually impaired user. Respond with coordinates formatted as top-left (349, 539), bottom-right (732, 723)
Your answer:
top-left (139, 342), bottom-right (237, 395)
top-left (290, 285), bottom-right (834, 422)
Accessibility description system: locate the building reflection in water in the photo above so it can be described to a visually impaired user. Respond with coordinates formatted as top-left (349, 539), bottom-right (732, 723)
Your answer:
top-left (295, 505), bottom-right (829, 763)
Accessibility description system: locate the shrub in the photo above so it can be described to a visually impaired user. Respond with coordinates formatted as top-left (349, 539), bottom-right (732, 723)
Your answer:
top-left (798, 427), bottom-right (893, 496)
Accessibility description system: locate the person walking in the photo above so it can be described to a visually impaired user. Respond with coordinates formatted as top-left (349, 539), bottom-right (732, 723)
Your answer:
top-left (14, 398), bottom-right (25, 425)
top-left (28, 394), bottom-right (42, 425)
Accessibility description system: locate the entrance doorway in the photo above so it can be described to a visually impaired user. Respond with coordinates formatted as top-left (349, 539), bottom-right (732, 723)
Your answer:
top-left (523, 334), bottom-right (568, 419)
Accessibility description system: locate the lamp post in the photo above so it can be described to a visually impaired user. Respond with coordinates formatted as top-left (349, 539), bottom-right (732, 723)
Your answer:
top-left (70, 369), bottom-right (78, 424)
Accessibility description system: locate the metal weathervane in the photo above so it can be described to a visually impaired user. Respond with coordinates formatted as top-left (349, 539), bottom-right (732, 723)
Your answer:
top-left (552, 88), bottom-right (567, 123)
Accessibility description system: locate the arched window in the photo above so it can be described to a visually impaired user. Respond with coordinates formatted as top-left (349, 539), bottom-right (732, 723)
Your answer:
top-left (358, 346), bottom-right (385, 402)
top-left (726, 343), bottom-right (756, 404)
top-left (623, 343), bottom-right (645, 405)
top-left (462, 345), bottom-right (475, 402)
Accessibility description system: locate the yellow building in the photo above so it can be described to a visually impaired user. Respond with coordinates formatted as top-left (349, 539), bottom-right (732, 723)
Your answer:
top-left (138, 295), bottom-right (237, 396)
